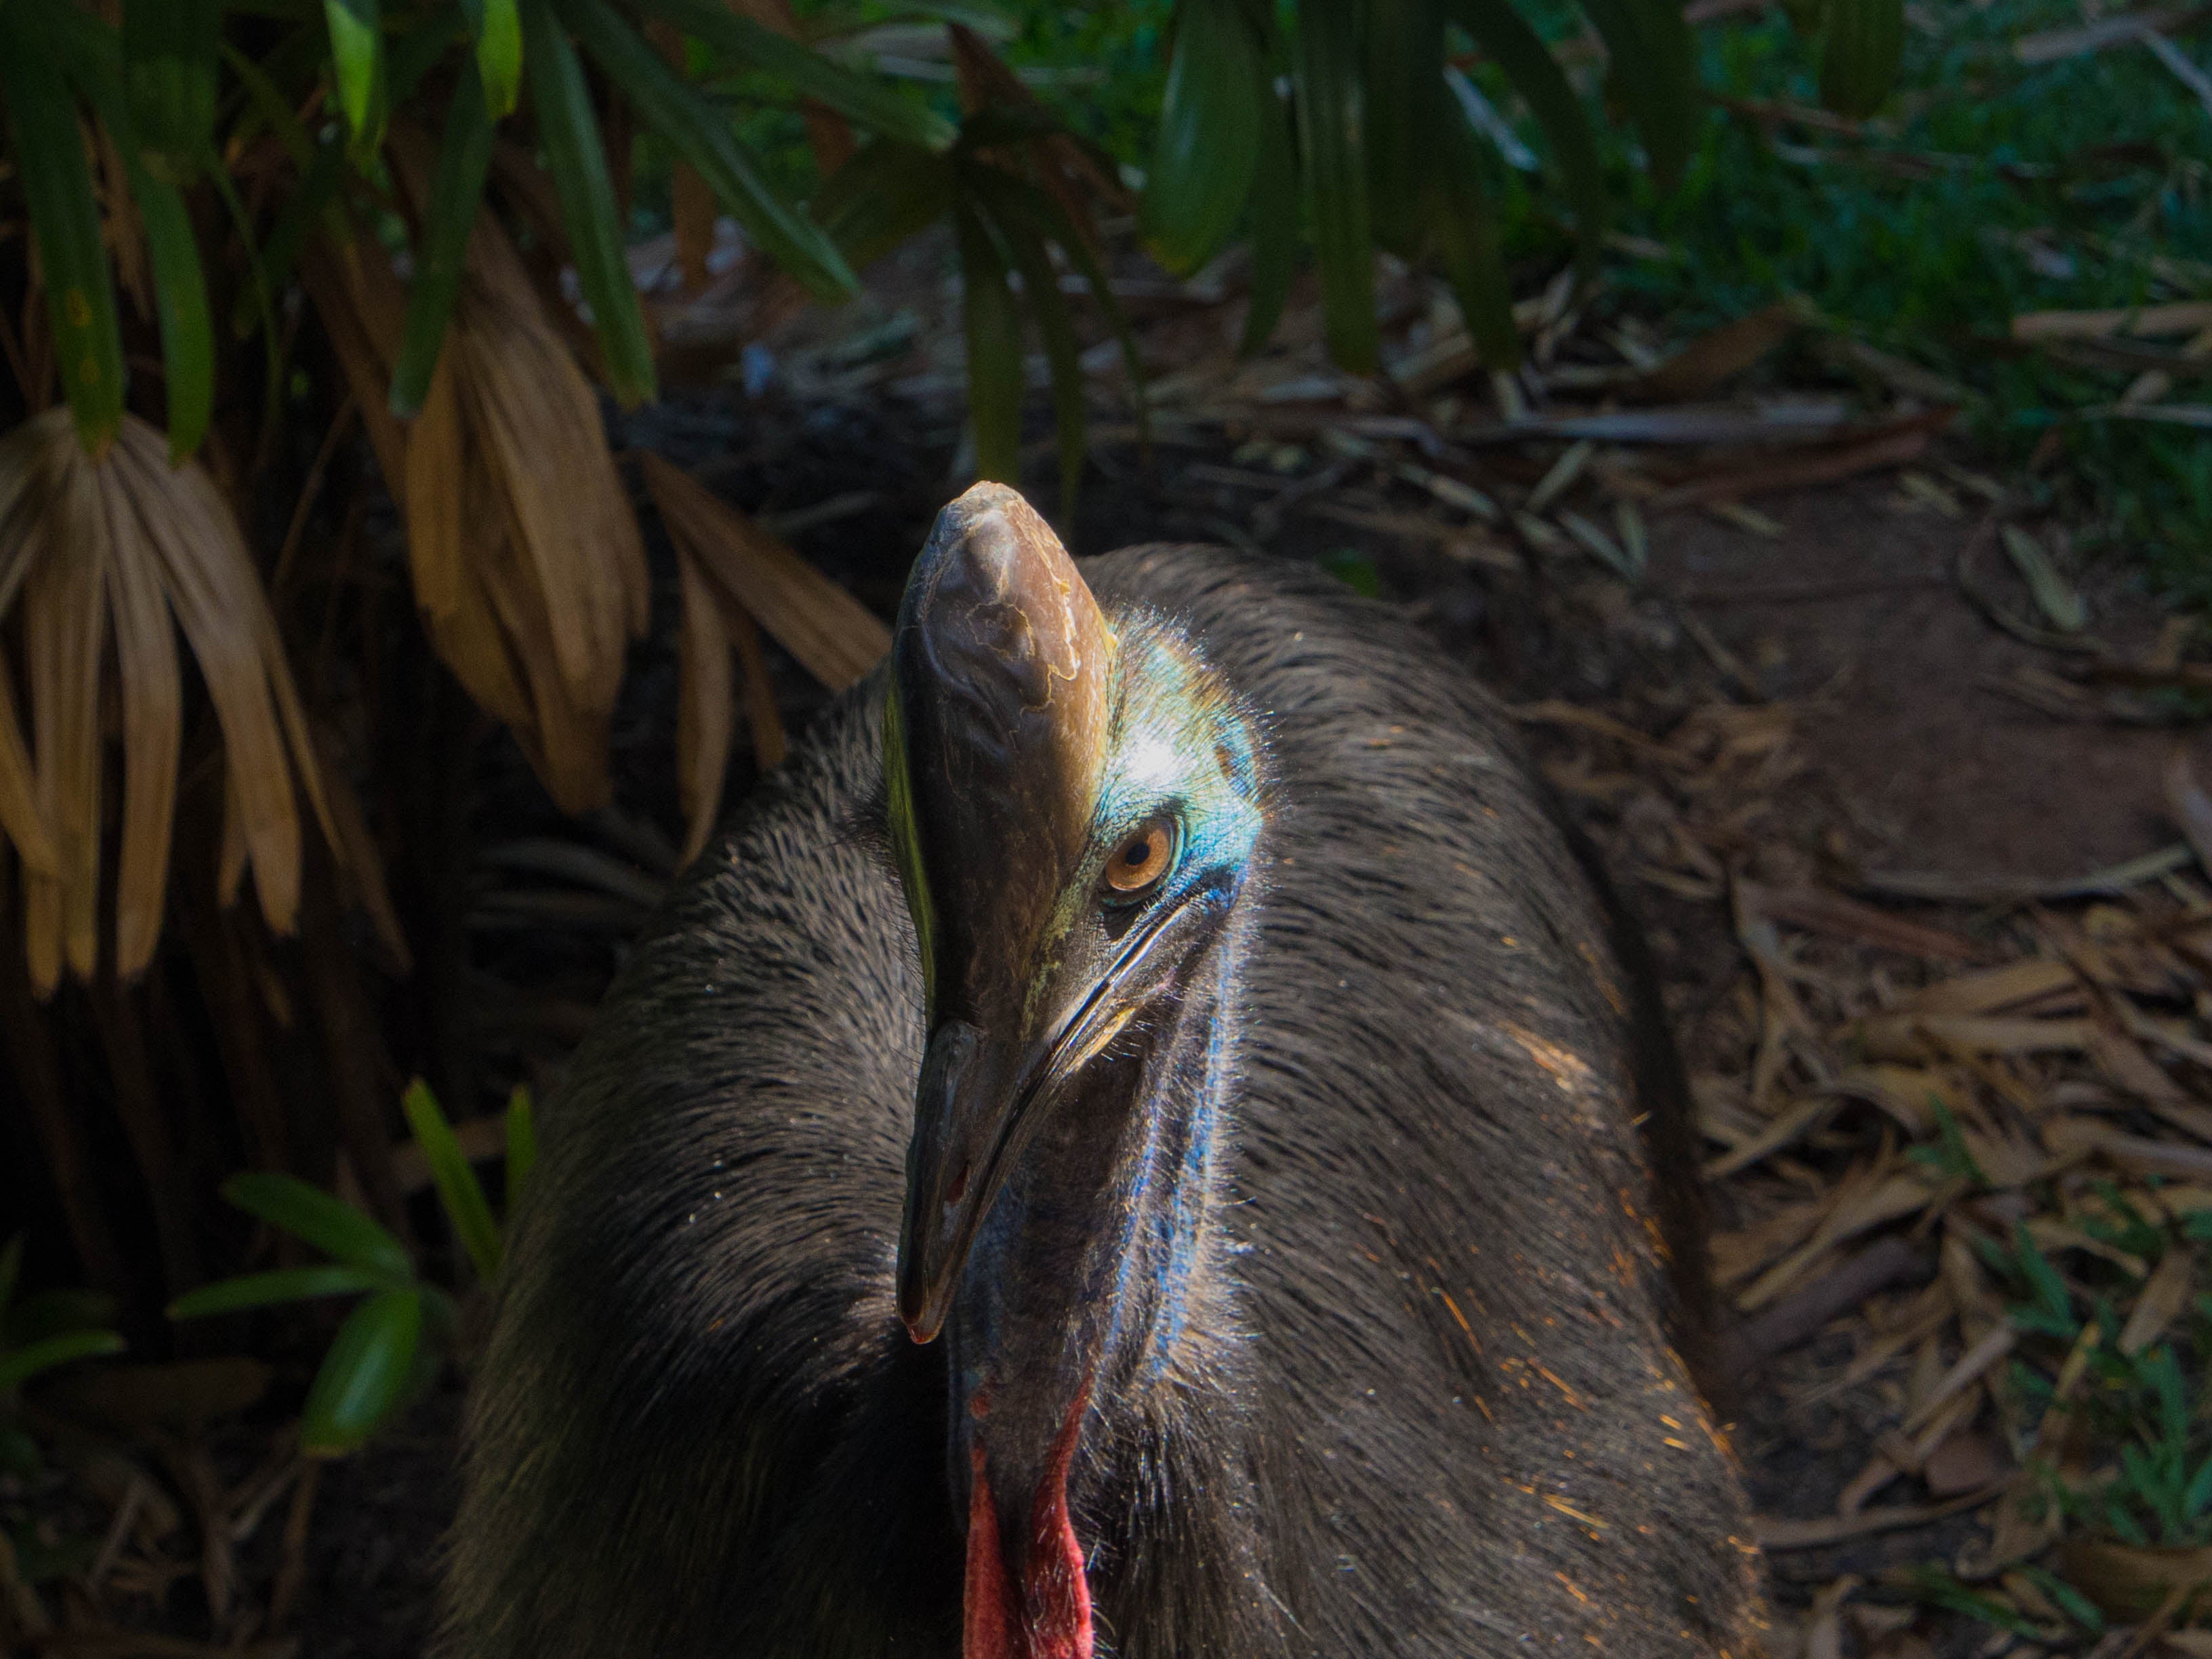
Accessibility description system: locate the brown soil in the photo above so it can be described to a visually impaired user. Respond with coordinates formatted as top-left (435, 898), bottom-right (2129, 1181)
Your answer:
top-left (1646, 480), bottom-right (2182, 882)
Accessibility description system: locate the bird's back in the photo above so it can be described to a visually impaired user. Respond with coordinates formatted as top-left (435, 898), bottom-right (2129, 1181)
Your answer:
top-left (441, 545), bottom-right (1763, 1659)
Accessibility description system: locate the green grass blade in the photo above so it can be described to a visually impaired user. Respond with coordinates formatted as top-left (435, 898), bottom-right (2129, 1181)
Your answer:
top-left (1292, 0), bottom-right (1377, 373)
top-left (131, 165), bottom-right (216, 459)
top-left (562, 0), bottom-right (855, 303)
top-left (815, 139), bottom-right (956, 270)
top-left (1818, 0), bottom-right (1902, 117)
top-left (0, 1330), bottom-right (126, 1395)
top-left (168, 1264), bottom-right (392, 1319)
top-left (977, 180), bottom-right (1086, 512)
top-left (401, 1079), bottom-right (504, 1283)
top-left (123, 0), bottom-right (220, 183)
top-left (391, 62), bottom-right (495, 417)
top-left (1576, 0), bottom-right (1699, 190)
top-left (1141, 0), bottom-right (1263, 277)
top-left (504, 1084), bottom-right (537, 1214)
top-left (220, 1172), bottom-right (413, 1281)
top-left (520, 0), bottom-right (657, 405)
top-left (1240, 70), bottom-right (1298, 356)
top-left (468, 0), bottom-right (525, 118)
top-left (955, 194), bottom-right (1024, 485)
top-left (1441, 0), bottom-right (1605, 255)
top-left (0, 16), bottom-right (129, 453)
top-left (300, 1288), bottom-right (420, 1456)
top-left (323, 0), bottom-right (386, 159)
top-left (637, 0), bottom-right (956, 152)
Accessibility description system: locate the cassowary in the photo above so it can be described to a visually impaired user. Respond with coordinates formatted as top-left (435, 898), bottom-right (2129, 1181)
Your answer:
top-left (441, 484), bottom-right (1768, 1658)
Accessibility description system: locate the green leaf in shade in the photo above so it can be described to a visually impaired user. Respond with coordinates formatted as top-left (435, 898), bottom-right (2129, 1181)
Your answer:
top-left (0, 1330), bottom-right (127, 1395)
top-left (167, 1264), bottom-right (392, 1320)
top-left (1292, 0), bottom-right (1376, 373)
top-left (955, 196), bottom-right (1025, 487)
top-left (324, 0), bottom-right (386, 159)
top-left (560, 0), bottom-right (855, 304)
top-left (390, 63), bottom-right (495, 417)
top-left (1818, 0), bottom-right (1902, 118)
top-left (1360, 0), bottom-right (1445, 260)
top-left (0, 13), bottom-right (129, 453)
top-left (1576, 0), bottom-right (1700, 190)
top-left (401, 1079), bottom-right (504, 1284)
top-left (1319, 547), bottom-right (1382, 595)
top-left (123, 0), bottom-right (220, 182)
top-left (1441, 0), bottom-right (1606, 257)
top-left (5, 1288), bottom-right (121, 1347)
top-left (636, 0), bottom-right (956, 152)
top-left (466, 0), bottom-right (525, 118)
top-left (1240, 70), bottom-right (1298, 356)
top-left (975, 178), bottom-right (1086, 512)
top-left (815, 138), bottom-right (956, 270)
top-left (220, 1173), bottom-right (414, 1282)
top-left (299, 1288), bottom-right (419, 1456)
top-left (32, 0), bottom-right (215, 457)
top-left (1008, 180), bottom-right (1148, 450)
top-left (1141, 0), bottom-right (1263, 277)
top-left (1431, 104), bottom-right (1519, 369)
top-left (133, 169), bottom-right (216, 459)
top-left (504, 1084), bottom-right (537, 1214)
top-left (520, 0), bottom-right (657, 405)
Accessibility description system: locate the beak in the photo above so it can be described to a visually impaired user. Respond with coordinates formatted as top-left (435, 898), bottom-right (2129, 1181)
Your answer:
top-left (897, 1019), bottom-right (1003, 1344)
top-left (893, 888), bottom-right (1233, 1344)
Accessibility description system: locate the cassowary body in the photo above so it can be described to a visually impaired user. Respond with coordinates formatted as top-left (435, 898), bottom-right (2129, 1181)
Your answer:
top-left (443, 489), bottom-right (1766, 1658)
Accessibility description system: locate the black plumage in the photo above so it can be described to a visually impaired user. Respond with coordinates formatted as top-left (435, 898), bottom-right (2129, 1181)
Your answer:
top-left (441, 510), bottom-right (1767, 1658)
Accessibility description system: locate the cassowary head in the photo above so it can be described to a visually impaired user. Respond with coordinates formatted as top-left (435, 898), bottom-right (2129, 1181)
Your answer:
top-left (883, 485), bottom-right (1265, 1658)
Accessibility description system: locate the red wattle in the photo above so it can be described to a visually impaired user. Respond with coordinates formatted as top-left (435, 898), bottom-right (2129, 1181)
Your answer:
top-left (960, 1397), bottom-right (1094, 1659)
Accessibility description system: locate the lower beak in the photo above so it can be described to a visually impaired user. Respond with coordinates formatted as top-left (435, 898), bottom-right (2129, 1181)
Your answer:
top-left (897, 1019), bottom-right (1017, 1343)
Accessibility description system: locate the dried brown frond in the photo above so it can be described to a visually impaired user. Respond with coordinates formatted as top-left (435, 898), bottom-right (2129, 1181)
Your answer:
top-left (301, 190), bottom-right (649, 815)
top-left (674, 546), bottom-right (735, 865)
top-left (642, 452), bottom-right (888, 689)
top-left (0, 409), bottom-right (334, 994)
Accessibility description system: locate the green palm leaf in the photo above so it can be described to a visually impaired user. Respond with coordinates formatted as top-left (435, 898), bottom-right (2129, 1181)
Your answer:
top-left (1441, 0), bottom-right (1606, 254)
top-left (520, 0), bottom-right (657, 405)
top-left (638, 0), bottom-right (956, 152)
top-left (391, 60), bottom-right (496, 417)
top-left (956, 194), bottom-right (1025, 486)
top-left (1141, 0), bottom-right (1265, 277)
top-left (0, 13), bottom-right (128, 453)
top-left (562, 0), bottom-right (856, 304)
top-left (1292, 0), bottom-right (1376, 373)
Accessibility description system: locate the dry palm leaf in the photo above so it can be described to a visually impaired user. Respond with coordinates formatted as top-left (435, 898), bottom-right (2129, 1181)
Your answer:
top-left (0, 409), bottom-right (334, 994)
top-left (642, 453), bottom-right (888, 688)
top-left (651, 453), bottom-right (889, 861)
top-left (302, 197), bottom-right (649, 814)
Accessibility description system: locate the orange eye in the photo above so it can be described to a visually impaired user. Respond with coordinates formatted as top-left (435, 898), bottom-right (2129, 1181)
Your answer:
top-left (1103, 818), bottom-right (1178, 897)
